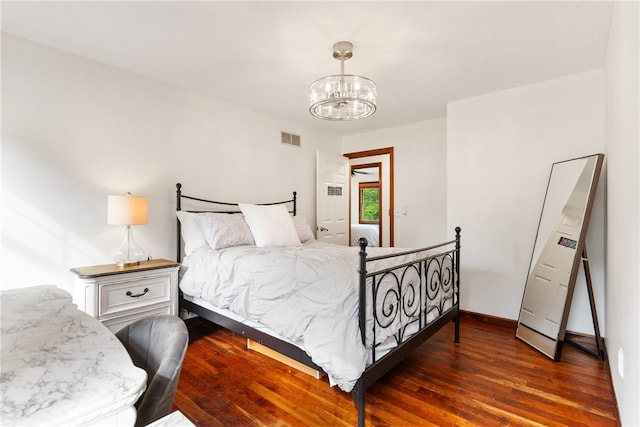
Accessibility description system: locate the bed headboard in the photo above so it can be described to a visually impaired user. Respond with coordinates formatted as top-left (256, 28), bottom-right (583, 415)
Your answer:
top-left (175, 183), bottom-right (297, 262)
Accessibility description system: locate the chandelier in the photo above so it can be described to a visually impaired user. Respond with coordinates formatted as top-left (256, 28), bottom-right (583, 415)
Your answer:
top-left (309, 41), bottom-right (377, 121)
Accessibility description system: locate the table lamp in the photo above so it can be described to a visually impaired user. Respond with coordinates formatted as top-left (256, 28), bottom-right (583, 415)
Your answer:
top-left (107, 193), bottom-right (148, 267)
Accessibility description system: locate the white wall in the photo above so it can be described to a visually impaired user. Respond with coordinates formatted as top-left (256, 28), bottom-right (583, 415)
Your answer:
top-left (447, 70), bottom-right (606, 333)
top-left (1, 34), bottom-right (341, 293)
top-left (343, 118), bottom-right (448, 248)
top-left (604, 2), bottom-right (640, 425)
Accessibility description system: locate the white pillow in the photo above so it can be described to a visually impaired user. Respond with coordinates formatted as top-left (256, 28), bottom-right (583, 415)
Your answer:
top-left (196, 212), bottom-right (255, 250)
top-left (239, 203), bottom-right (301, 247)
top-left (292, 215), bottom-right (315, 243)
top-left (176, 211), bottom-right (208, 256)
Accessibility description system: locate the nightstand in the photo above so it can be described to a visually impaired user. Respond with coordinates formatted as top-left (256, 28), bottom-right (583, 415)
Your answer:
top-left (71, 259), bottom-right (180, 333)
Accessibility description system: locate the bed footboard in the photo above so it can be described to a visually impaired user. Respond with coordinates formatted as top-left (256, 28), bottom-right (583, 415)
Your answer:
top-left (354, 227), bottom-right (461, 426)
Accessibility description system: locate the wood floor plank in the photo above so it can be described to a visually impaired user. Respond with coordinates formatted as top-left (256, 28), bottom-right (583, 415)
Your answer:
top-left (173, 315), bottom-right (619, 426)
top-left (172, 388), bottom-right (226, 427)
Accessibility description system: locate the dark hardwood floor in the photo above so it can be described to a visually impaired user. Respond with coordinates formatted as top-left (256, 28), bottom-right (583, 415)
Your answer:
top-left (174, 315), bottom-right (619, 426)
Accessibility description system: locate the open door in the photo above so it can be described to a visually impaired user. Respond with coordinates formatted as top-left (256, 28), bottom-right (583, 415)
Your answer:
top-left (316, 151), bottom-right (349, 245)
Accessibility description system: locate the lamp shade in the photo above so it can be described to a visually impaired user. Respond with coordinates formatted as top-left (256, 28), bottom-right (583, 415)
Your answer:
top-left (107, 194), bottom-right (148, 225)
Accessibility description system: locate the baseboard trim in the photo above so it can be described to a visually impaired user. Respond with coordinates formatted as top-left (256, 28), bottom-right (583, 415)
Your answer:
top-left (460, 310), bottom-right (517, 329)
top-left (459, 311), bottom-right (608, 360)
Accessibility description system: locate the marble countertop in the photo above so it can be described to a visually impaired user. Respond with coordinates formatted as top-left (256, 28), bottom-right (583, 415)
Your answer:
top-left (147, 410), bottom-right (196, 427)
top-left (1, 285), bottom-right (147, 426)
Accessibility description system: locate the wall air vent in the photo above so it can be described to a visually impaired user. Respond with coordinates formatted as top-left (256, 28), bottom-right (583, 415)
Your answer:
top-left (281, 131), bottom-right (301, 147)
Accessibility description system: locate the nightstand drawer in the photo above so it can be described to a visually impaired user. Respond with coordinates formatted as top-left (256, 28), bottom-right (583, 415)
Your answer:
top-left (99, 274), bottom-right (171, 316)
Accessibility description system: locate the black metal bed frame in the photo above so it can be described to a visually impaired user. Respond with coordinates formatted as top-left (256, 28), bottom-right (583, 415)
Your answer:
top-left (175, 183), bottom-right (461, 426)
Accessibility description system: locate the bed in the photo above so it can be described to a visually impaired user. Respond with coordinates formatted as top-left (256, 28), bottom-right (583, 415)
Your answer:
top-left (175, 183), bottom-right (461, 426)
top-left (351, 223), bottom-right (379, 247)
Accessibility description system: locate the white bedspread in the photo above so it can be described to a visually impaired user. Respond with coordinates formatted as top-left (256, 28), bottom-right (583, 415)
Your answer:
top-left (351, 223), bottom-right (379, 247)
top-left (180, 240), bottom-right (440, 392)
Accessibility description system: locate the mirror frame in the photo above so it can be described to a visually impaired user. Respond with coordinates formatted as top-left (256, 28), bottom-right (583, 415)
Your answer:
top-left (516, 153), bottom-right (604, 360)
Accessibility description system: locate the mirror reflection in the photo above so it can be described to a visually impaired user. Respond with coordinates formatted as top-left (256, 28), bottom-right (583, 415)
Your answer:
top-left (516, 154), bottom-right (604, 360)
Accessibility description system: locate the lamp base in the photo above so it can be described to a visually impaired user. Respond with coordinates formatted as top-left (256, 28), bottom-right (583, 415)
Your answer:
top-left (112, 226), bottom-right (145, 267)
top-left (115, 260), bottom-right (141, 268)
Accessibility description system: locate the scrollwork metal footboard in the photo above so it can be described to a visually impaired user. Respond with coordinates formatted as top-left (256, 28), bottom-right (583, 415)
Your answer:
top-left (354, 227), bottom-right (461, 427)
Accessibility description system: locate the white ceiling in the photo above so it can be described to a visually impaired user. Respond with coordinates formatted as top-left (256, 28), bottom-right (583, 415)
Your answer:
top-left (1, 1), bottom-right (613, 136)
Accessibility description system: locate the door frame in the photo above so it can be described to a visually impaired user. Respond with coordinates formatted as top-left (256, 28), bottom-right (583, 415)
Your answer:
top-left (344, 147), bottom-right (394, 247)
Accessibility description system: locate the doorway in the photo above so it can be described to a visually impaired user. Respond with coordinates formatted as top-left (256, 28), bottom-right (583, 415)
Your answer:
top-left (344, 147), bottom-right (394, 247)
top-left (351, 163), bottom-right (382, 247)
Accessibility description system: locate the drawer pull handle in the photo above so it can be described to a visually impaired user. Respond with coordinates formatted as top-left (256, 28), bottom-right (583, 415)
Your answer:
top-left (126, 288), bottom-right (149, 298)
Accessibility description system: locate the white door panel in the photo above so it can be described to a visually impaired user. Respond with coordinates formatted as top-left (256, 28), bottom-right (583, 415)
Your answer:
top-left (520, 193), bottom-right (586, 337)
top-left (316, 151), bottom-right (349, 245)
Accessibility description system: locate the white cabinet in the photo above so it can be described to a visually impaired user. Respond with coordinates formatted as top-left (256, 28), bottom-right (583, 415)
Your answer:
top-left (71, 259), bottom-right (180, 333)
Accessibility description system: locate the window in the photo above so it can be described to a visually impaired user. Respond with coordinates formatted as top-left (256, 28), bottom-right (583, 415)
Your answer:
top-left (359, 182), bottom-right (380, 224)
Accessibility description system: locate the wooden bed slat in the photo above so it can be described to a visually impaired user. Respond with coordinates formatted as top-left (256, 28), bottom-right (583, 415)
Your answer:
top-left (247, 339), bottom-right (324, 380)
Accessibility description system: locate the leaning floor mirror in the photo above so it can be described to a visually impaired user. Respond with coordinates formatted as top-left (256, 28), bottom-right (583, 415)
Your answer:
top-left (516, 153), bottom-right (604, 360)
